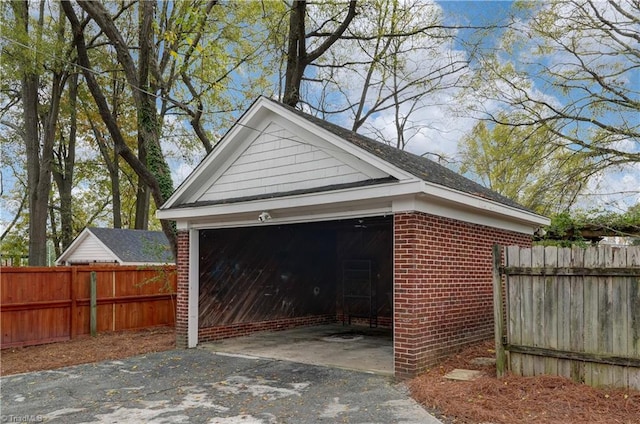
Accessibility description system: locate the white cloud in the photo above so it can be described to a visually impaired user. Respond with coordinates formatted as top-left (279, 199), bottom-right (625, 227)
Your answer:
top-left (577, 163), bottom-right (640, 212)
top-left (171, 160), bottom-right (198, 187)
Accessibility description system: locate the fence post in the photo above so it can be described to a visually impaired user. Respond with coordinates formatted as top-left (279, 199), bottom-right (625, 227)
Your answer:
top-left (493, 244), bottom-right (506, 378)
top-left (90, 271), bottom-right (97, 337)
top-left (70, 267), bottom-right (77, 339)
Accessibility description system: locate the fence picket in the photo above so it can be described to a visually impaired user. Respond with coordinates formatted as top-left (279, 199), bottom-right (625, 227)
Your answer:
top-left (506, 245), bottom-right (523, 375)
top-left (597, 246), bottom-right (614, 386)
top-left (543, 246), bottom-right (558, 376)
top-left (531, 246), bottom-right (546, 376)
top-left (628, 247), bottom-right (640, 389)
top-left (583, 246), bottom-right (600, 386)
top-left (1, 265), bottom-right (176, 348)
top-left (556, 247), bottom-right (572, 378)
top-left (496, 245), bottom-right (640, 390)
top-left (569, 246), bottom-right (586, 383)
top-left (611, 247), bottom-right (628, 388)
top-left (519, 247), bottom-right (534, 376)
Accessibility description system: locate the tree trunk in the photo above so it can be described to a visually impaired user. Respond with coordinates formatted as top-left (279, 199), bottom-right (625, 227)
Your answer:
top-left (283, 0), bottom-right (306, 107)
top-left (52, 71), bottom-right (77, 251)
top-left (109, 76), bottom-right (123, 228)
top-left (23, 71), bottom-right (49, 266)
top-left (77, 0), bottom-right (175, 229)
top-left (90, 119), bottom-right (123, 229)
top-left (13, 0), bottom-right (59, 266)
top-left (49, 204), bottom-right (61, 258)
top-left (62, 0), bottom-right (177, 256)
top-left (133, 0), bottom-right (155, 230)
top-left (283, 0), bottom-right (357, 107)
top-left (111, 150), bottom-right (122, 228)
top-left (134, 148), bottom-right (150, 230)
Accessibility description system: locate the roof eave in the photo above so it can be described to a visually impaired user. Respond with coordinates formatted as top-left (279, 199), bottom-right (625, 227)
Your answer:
top-left (157, 179), bottom-right (423, 221)
top-left (419, 180), bottom-right (549, 227)
top-left (157, 177), bottom-right (548, 232)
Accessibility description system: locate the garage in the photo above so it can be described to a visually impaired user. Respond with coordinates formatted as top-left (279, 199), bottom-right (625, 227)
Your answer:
top-left (198, 216), bottom-right (392, 330)
top-left (157, 97), bottom-right (549, 378)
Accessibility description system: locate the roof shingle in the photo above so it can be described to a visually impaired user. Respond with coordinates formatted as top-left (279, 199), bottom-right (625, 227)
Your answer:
top-left (270, 98), bottom-right (529, 211)
top-left (89, 228), bottom-right (174, 263)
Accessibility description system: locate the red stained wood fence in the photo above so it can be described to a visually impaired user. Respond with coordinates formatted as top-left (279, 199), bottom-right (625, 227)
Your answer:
top-left (1, 265), bottom-right (176, 348)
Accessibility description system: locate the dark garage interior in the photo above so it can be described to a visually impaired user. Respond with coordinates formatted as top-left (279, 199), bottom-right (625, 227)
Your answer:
top-left (198, 216), bottom-right (394, 330)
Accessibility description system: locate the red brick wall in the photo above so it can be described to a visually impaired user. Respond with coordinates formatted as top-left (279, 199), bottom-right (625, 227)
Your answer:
top-left (175, 230), bottom-right (190, 348)
top-left (198, 315), bottom-right (335, 343)
top-left (393, 212), bottom-right (532, 379)
top-left (336, 314), bottom-right (393, 329)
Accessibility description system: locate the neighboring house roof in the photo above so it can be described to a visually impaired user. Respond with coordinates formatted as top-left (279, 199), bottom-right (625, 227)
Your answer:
top-left (56, 227), bottom-right (174, 265)
top-left (157, 96), bottom-right (548, 233)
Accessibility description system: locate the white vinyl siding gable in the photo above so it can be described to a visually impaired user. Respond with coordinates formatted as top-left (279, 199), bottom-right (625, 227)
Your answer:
top-left (199, 123), bottom-right (380, 202)
top-left (62, 234), bottom-right (119, 264)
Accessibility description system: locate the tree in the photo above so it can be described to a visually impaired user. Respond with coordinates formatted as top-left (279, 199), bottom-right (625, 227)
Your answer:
top-left (62, 0), bottom-right (177, 252)
top-left (3, 1), bottom-right (70, 265)
top-left (468, 0), bottom-right (639, 178)
top-left (63, 0), bottom-right (285, 253)
top-left (0, 136), bottom-right (29, 262)
top-left (151, 0), bottom-right (283, 151)
top-left (51, 71), bottom-right (78, 252)
top-left (1, 0), bottom-right (291, 261)
top-left (539, 205), bottom-right (640, 245)
top-left (459, 111), bottom-right (592, 215)
top-left (71, 0), bottom-right (173, 231)
top-left (282, 0), bottom-right (357, 107)
top-left (311, 0), bottom-right (468, 152)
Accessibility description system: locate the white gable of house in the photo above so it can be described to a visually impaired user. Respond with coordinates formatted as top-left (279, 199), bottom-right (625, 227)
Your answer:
top-left (56, 229), bottom-right (119, 265)
top-left (158, 97), bottom-right (549, 234)
top-left (166, 101), bottom-right (401, 208)
top-left (198, 121), bottom-right (385, 203)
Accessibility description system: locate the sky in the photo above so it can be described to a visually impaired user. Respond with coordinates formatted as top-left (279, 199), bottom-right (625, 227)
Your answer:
top-left (370, 0), bottom-right (639, 215)
top-left (1, 0), bottom-right (638, 238)
top-left (440, 0), bottom-right (639, 214)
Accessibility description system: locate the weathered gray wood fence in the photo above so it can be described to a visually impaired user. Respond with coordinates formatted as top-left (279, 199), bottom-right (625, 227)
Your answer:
top-left (493, 245), bottom-right (640, 390)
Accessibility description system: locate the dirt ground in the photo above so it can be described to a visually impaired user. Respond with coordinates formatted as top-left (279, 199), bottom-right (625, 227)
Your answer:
top-left (2, 330), bottom-right (638, 424)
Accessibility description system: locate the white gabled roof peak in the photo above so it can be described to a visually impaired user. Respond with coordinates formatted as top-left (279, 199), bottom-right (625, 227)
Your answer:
top-left (157, 96), bottom-right (548, 231)
top-left (159, 97), bottom-right (412, 210)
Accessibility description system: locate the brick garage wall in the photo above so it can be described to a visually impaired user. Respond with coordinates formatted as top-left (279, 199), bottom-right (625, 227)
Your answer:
top-left (336, 314), bottom-right (393, 329)
top-left (175, 230), bottom-right (190, 348)
top-left (198, 315), bottom-right (335, 343)
top-left (394, 212), bottom-right (532, 379)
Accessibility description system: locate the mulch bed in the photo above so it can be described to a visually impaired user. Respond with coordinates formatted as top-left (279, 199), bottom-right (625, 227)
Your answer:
top-left (1, 326), bottom-right (175, 376)
top-left (408, 340), bottom-right (640, 424)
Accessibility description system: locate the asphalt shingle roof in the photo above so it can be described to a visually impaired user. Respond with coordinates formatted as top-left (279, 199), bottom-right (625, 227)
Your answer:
top-left (269, 98), bottom-right (529, 211)
top-left (88, 228), bottom-right (174, 263)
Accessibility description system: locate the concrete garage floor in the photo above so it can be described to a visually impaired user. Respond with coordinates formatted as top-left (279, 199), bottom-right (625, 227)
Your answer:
top-left (200, 323), bottom-right (394, 376)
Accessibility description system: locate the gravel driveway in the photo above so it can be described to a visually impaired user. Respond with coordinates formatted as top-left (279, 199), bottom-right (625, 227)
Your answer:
top-left (1, 348), bottom-right (441, 423)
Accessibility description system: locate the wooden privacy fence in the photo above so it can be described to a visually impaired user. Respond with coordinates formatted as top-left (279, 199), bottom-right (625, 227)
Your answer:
top-left (493, 245), bottom-right (640, 390)
top-left (1, 265), bottom-right (176, 348)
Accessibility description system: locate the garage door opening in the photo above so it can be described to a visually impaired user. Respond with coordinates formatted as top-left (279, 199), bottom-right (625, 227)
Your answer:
top-left (197, 216), bottom-right (393, 372)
